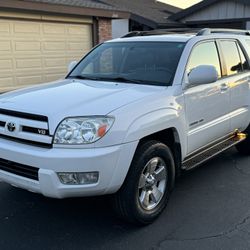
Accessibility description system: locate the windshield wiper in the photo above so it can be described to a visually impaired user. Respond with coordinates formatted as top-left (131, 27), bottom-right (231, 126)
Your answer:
top-left (96, 76), bottom-right (147, 85)
top-left (68, 75), bottom-right (162, 85)
top-left (105, 77), bottom-right (168, 86)
top-left (67, 75), bottom-right (101, 81)
top-left (68, 75), bottom-right (145, 84)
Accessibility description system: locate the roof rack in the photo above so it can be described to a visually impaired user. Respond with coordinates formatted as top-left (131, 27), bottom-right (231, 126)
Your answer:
top-left (122, 28), bottom-right (200, 38)
top-left (197, 28), bottom-right (250, 36)
top-left (121, 28), bottom-right (250, 38)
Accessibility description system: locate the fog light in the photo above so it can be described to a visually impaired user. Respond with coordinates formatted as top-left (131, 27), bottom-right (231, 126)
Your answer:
top-left (58, 172), bottom-right (99, 185)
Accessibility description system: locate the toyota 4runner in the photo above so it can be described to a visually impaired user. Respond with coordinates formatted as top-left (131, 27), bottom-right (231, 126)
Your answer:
top-left (0, 28), bottom-right (250, 225)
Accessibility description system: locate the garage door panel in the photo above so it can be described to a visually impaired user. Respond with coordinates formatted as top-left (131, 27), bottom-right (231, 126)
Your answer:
top-left (44, 58), bottom-right (67, 67)
top-left (17, 75), bottom-right (43, 85)
top-left (43, 23), bottom-right (66, 35)
top-left (45, 74), bottom-right (65, 82)
top-left (0, 18), bottom-right (92, 91)
top-left (43, 41), bottom-right (66, 51)
top-left (68, 25), bottom-right (90, 35)
top-left (68, 42), bottom-right (90, 51)
top-left (0, 59), bottom-right (13, 70)
top-left (15, 41), bottom-right (41, 51)
top-left (0, 77), bottom-right (14, 87)
top-left (15, 68), bottom-right (65, 76)
top-left (16, 58), bottom-right (42, 69)
top-left (15, 69), bottom-right (43, 76)
top-left (44, 68), bottom-right (67, 75)
top-left (14, 22), bottom-right (40, 34)
top-left (0, 23), bottom-right (10, 34)
top-left (0, 41), bottom-right (11, 51)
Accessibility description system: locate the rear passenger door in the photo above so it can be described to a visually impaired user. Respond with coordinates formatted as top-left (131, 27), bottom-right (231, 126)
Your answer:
top-left (218, 40), bottom-right (250, 132)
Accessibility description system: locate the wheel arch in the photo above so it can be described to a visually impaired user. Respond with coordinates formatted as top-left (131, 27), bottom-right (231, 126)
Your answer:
top-left (138, 127), bottom-right (182, 177)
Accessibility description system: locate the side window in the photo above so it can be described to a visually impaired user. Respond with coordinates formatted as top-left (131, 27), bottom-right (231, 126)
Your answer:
top-left (220, 41), bottom-right (243, 76)
top-left (187, 41), bottom-right (221, 78)
top-left (237, 43), bottom-right (250, 71)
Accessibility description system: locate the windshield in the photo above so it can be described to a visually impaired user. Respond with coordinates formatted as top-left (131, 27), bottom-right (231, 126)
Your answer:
top-left (68, 41), bottom-right (185, 86)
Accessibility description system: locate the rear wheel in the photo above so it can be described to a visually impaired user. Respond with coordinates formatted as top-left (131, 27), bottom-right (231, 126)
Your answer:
top-left (113, 140), bottom-right (175, 225)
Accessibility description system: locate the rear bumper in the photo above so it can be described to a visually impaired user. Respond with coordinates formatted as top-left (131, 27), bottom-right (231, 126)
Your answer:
top-left (0, 138), bottom-right (138, 198)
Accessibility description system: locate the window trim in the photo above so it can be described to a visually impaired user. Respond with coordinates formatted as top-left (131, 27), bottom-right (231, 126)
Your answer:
top-left (236, 42), bottom-right (250, 72)
top-left (216, 39), bottom-right (250, 79)
top-left (183, 39), bottom-right (223, 88)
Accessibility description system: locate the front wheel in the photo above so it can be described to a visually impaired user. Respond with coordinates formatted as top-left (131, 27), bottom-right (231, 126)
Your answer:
top-left (113, 140), bottom-right (175, 225)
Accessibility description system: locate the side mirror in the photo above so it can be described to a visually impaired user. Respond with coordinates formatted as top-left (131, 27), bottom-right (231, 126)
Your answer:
top-left (188, 65), bottom-right (218, 86)
top-left (68, 61), bottom-right (78, 73)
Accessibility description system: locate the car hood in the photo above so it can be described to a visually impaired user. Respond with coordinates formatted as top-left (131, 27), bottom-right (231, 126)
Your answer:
top-left (0, 79), bottom-right (164, 131)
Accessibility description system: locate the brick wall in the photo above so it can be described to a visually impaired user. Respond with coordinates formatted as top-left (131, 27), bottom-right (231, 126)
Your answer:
top-left (98, 18), bottom-right (112, 43)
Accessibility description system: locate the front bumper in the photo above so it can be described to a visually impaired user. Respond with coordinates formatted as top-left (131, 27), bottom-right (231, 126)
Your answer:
top-left (0, 138), bottom-right (138, 198)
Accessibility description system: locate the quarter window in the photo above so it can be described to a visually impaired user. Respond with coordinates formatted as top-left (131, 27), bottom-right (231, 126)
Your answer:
top-left (187, 41), bottom-right (221, 78)
top-left (237, 43), bottom-right (250, 71)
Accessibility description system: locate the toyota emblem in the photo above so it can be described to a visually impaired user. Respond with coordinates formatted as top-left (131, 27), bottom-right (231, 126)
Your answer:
top-left (7, 122), bottom-right (16, 132)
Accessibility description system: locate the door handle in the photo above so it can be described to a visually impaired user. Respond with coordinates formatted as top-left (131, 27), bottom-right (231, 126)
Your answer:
top-left (220, 83), bottom-right (229, 92)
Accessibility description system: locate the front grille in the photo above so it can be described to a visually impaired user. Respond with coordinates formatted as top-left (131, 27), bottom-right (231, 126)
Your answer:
top-left (0, 109), bottom-right (52, 148)
top-left (0, 158), bottom-right (39, 181)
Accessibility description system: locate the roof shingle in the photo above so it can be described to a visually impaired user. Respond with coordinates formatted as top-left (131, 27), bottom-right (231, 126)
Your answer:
top-left (100, 0), bottom-right (182, 26)
top-left (20, 0), bottom-right (182, 27)
top-left (23, 0), bottom-right (122, 11)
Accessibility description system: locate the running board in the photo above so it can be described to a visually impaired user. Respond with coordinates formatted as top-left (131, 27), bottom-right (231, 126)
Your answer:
top-left (182, 132), bottom-right (247, 171)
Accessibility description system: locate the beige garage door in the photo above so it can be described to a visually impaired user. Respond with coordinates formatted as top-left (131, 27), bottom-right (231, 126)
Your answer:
top-left (0, 16), bottom-right (92, 92)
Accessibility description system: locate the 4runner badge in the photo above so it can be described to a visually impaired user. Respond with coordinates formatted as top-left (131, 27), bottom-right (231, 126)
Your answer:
top-left (6, 122), bottom-right (16, 132)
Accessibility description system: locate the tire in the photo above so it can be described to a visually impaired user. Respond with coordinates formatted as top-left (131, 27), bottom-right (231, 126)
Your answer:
top-left (113, 140), bottom-right (176, 225)
top-left (236, 125), bottom-right (250, 155)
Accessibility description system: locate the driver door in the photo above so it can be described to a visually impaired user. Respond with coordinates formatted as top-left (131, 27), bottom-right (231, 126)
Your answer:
top-left (184, 41), bottom-right (231, 154)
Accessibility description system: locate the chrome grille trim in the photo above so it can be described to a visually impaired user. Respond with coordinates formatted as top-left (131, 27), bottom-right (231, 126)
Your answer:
top-left (0, 109), bottom-right (52, 147)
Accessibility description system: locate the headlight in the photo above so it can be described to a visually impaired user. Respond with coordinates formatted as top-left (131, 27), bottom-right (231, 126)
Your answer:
top-left (54, 116), bottom-right (114, 144)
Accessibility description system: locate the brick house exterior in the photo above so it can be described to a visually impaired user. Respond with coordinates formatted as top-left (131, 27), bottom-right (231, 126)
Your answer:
top-left (98, 18), bottom-right (112, 43)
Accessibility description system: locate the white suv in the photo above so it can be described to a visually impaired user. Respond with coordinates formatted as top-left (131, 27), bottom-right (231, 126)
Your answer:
top-left (0, 28), bottom-right (250, 225)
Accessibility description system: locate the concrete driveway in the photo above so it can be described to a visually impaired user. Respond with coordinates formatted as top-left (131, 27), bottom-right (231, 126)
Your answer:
top-left (1, 147), bottom-right (250, 250)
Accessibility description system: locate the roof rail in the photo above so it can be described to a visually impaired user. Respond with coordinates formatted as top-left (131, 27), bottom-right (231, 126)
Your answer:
top-left (121, 28), bottom-right (200, 38)
top-left (197, 28), bottom-right (250, 36)
top-left (121, 28), bottom-right (250, 39)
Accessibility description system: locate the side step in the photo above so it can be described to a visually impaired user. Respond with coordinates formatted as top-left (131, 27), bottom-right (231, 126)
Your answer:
top-left (182, 132), bottom-right (247, 171)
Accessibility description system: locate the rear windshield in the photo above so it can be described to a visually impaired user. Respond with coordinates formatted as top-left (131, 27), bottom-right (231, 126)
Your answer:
top-left (69, 42), bottom-right (185, 86)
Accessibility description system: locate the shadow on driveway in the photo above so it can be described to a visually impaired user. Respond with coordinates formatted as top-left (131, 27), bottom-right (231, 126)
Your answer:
top-left (1, 148), bottom-right (250, 250)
